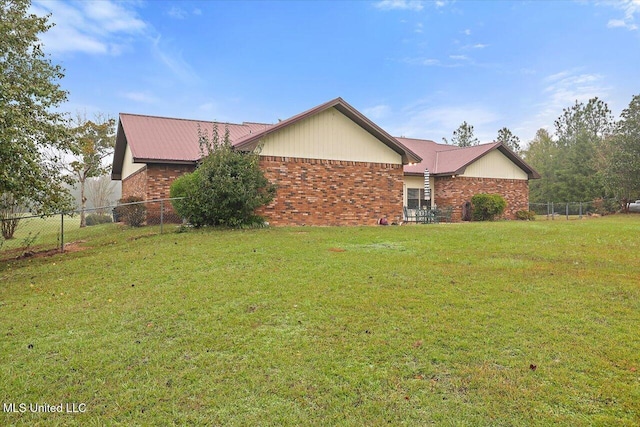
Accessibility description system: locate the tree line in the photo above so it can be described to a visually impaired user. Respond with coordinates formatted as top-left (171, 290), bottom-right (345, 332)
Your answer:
top-left (525, 96), bottom-right (640, 210)
top-left (443, 96), bottom-right (640, 211)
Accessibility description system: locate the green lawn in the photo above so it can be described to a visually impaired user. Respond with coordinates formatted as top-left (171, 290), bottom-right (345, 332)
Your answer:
top-left (1, 217), bottom-right (639, 426)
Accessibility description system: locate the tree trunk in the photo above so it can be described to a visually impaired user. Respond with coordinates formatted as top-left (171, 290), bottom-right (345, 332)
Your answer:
top-left (80, 176), bottom-right (86, 228)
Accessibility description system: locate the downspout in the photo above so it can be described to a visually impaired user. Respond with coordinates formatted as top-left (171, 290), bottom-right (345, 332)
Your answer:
top-left (424, 168), bottom-right (431, 209)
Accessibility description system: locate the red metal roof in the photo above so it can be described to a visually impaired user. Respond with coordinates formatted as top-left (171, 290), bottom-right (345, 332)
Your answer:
top-left (112, 114), bottom-right (274, 179)
top-left (120, 114), bottom-right (272, 163)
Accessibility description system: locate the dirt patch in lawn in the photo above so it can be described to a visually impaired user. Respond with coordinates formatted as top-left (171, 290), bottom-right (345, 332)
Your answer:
top-left (1, 240), bottom-right (89, 261)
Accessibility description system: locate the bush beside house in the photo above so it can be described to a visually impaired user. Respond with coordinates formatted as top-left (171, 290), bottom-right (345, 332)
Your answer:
top-left (471, 194), bottom-right (507, 221)
top-left (170, 129), bottom-right (277, 228)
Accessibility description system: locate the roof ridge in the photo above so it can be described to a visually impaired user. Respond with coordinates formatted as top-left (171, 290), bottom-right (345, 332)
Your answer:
top-left (120, 112), bottom-right (214, 123)
top-left (120, 112), bottom-right (254, 128)
top-left (242, 121), bottom-right (273, 126)
top-left (395, 136), bottom-right (439, 143)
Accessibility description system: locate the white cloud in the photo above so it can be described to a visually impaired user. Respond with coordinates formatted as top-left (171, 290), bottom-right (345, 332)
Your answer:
top-left (463, 29), bottom-right (471, 35)
top-left (167, 6), bottom-right (188, 20)
top-left (31, 0), bottom-right (147, 55)
top-left (374, 1), bottom-right (424, 11)
top-left (400, 56), bottom-right (469, 68)
top-left (363, 104), bottom-right (391, 120)
top-left (150, 36), bottom-right (201, 85)
top-left (607, 18), bottom-right (627, 28)
top-left (422, 58), bottom-right (442, 66)
top-left (542, 71), bottom-right (608, 106)
top-left (607, 18), bottom-right (638, 30)
top-left (32, 1), bottom-right (200, 84)
top-left (604, 0), bottom-right (639, 31)
top-left (83, 1), bottom-right (146, 33)
top-left (198, 102), bottom-right (217, 113)
top-left (523, 70), bottom-right (612, 139)
top-left (472, 43), bottom-right (488, 49)
top-left (121, 92), bottom-right (159, 104)
top-left (166, 6), bottom-right (202, 19)
top-left (393, 103), bottom-right (500, 141)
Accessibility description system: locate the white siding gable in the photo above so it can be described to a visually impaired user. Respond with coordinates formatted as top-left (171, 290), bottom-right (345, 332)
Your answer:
top-left (462, 150), bottom-right (528, 180)
top-left (257, 107), bottom-right (402, 164)
top-left (121, 143), bottom-right (146, 179)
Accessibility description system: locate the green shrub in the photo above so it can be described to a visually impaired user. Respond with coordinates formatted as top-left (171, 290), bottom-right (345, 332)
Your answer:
top-left (515, 210), bottom-right (536, 221)
top-left (593, 198), bottom-right (617, 215)
top-left (170, 125), bottom-right (277, 228)
top-left (169, 172), bottom-right (198, 221)
top-left (471, 193), bottom-right (507, 221)
top-left (115, 196), bottom-right (147, 227)
top-left (85, 213), bottom-right (113, 226)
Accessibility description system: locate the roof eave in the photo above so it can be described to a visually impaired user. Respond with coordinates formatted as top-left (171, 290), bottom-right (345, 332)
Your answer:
top-left (135, 158), bottom-right (198, 165)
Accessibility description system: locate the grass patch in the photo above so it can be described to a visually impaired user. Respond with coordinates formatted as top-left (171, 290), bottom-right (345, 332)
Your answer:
top-left (1, 216), bottom-right (639, 425)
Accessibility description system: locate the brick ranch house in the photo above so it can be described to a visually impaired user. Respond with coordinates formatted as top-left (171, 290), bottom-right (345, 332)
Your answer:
top-left (111, 97), bottom-right (539, 225)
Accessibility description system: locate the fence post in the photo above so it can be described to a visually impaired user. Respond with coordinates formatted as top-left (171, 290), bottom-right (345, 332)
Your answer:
top-left (551, 202), bottom-right (554, 220)
top-left (566, 203), bottom-right (569, 220)
top-left (579, 202), bottom-right (583, 219)
top-left (160, 200), bottom-right (164, 234)
top-left (547, 202), bottom-right (550, 220)
top-left (60, 212), bottom-right (64, 253)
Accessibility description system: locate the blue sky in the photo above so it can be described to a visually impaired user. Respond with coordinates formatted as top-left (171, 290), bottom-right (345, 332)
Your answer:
top-left (32, 0), bottom-right (640, 145)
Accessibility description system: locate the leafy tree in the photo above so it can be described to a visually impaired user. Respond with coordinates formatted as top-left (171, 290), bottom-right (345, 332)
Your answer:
top-left (555, 97), bottom-right (614, 144)
top-left (67, 115), bottom-right (116, 227)
top-left (0, 0), bottom-right (73, 215)
top-left (443, 121), bottom-right (480, 147)
top-left (524, 128), bottom-right (559, 203)
top-left (526, 99), bottom-right (615, 204)
top-left (553, 97), bottom-right (614, 202)
top-left (602, 94), bottom-right (640, 211)
top-left (170, 124), bottom-right (277, 227)
top-left (496, 127), bottom-right (521, 153)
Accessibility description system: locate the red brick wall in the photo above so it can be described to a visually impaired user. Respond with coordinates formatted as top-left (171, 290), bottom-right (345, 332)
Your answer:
top-left (122, 164), bottom-right (196, 201)
top-left (434, 176), bottom-right (529, 221)
top-left (256, 156), bottom-right (404, 226)
top-left (145, 164), bottom-right (196, 200)
top-left (121, 167), bottom-right (147, 200)
top-left (121, 164), bottom-right (195, 223)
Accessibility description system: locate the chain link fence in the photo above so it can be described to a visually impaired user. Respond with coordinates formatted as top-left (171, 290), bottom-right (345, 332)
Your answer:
top-left (0, 198), bottom-right (184, 261)
top-left (529, 198), bottom-right (619, 220)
